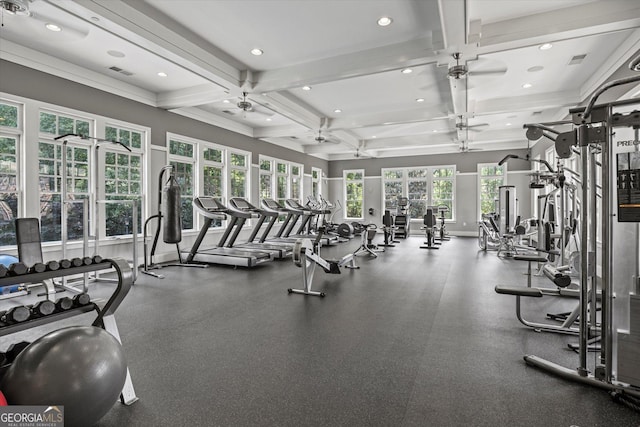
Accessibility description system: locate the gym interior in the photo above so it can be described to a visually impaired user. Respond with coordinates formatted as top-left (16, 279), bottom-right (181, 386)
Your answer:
top-left (0, 1), bottom-right (639, 426)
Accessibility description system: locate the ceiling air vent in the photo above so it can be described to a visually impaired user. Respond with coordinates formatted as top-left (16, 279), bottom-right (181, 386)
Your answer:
top-left (532, 111), bottom-right (543, 116)
top-left (290, 136), bottom-right (298, 140)
top-left (568, 54), bottom-right (587, 66)
top-left (108, 66), bottom-right (133, 76)
top-left (222, 110), bottom-right (235, 115)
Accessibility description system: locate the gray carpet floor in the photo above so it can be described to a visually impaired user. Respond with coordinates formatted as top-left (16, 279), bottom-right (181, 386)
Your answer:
top-left (3, 236), bottom-right (639, 426)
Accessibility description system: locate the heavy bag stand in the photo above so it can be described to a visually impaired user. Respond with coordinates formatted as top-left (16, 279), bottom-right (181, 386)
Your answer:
top-left (142, 165), bottom-right (206, 278)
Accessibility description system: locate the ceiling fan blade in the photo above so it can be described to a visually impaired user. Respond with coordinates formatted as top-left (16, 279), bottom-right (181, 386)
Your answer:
top-left (468, 69), bottom-right (507, 77)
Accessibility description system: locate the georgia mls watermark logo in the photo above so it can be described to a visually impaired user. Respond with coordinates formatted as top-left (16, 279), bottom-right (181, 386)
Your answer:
top-left (0, 406), bottom-right (64, 427)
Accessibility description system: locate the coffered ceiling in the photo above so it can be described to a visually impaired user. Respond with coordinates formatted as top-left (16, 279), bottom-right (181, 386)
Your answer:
top-left (1, 0), bottom-right (639, 160)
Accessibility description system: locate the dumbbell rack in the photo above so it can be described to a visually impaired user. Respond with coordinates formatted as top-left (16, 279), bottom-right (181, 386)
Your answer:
top-left (0, 257), bottom-right (138, 405)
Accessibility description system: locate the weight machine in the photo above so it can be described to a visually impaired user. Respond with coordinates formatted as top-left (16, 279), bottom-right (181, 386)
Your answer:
top-left (515, 71), bottom-right (640, 406)
top-left (288, 229), bottom-right (359, 297)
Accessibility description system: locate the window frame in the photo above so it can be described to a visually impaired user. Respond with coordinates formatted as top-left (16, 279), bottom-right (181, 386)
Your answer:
top-left (477, 162), bottom-right (507, 220)
top-left (0, 100), bottom-right (22, 247)
top-left (382, 165), bottom-right (457, 222)
top-left (343, 169), bottom-right (365, 221)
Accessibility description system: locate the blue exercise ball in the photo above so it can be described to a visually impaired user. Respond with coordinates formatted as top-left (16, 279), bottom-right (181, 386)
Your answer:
top-left (0, 254), bottom-right (18, 267)
top-left (0, 326), bottom-right (127, 427)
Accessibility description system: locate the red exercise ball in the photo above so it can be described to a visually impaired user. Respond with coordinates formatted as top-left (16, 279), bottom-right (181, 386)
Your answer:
top-left (0, 390), bottom-right (7, 406)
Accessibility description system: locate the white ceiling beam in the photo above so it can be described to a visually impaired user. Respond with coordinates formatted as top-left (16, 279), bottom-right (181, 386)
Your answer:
top-left (253, 124), bottom-right (309, 139)
top-left (156, 84), bottom-right (228, 109)
top-left (252, 37), bottom-right (438, 93)
top-left (61, 0), bottom-right (244, 90)
top-left (476, 1), bottom-right (640, 54)
top-left (328, 106), bottom-right (451, 131)
top-left (253, 92), bottom-right (323, 131)
top-left (437, 0), bottom-right (466, 51)
top-left (169, 107), bottom-right (254, 137)
top-left (474, 90), bottom-right (580, 116)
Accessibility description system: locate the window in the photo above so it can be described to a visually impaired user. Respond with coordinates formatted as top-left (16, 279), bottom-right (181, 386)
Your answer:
top-left (478, 163), bottom-right (506, 218)
top-left (383, 166), bottom-right (456, 220)
top-left (103, 125), bottom-right (143, 237)
top-left (383, 169), bottom-right (404, 211)
top-left (168, 138), bottom-right (196, 230)
top-left (311, 167), bottom-right (322, 199)
top-left (229, 151), bottom-right (248, 198)
top-left (259, 158), bottom-right (273, 200)
top-left (407, 168), bottom-right (429, 218)
top-left (432, 167), bottom-right (455, 220)
top-left (203, 146), bottom-right (224, 228)
top-left (276, 161), bottom-right (289, 207)
top-left (344, 169), bottom-right (364, 219)
top-left (38, 110), bottom-right (92, 242)
top-left (290, 164), bottom-right (302, 200)
top-left (0, 101), bottom-right (20, 246)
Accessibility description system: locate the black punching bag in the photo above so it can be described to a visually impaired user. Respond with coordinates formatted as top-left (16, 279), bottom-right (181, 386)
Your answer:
top-left (162, 177), bottom-right (182, 243)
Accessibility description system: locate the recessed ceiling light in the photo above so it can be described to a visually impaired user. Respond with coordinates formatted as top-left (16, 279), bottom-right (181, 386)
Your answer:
top-left (416, 98), bottom-right (425, 103)
top-left (90, 16), bottom-right (100, 22)
top-left (522, 83), bottom-right (532, 89)
top-left (45, 23), bottom-right (61, 32)
top-left (157, 72), bottom-right (167, 77)
top-left (433, 130), bottom-right (438, 133)
top-left (401, 68), bottom-right (413, 74)
top-left (302, 86), bottom-right (311, 91)
top-left (539, 43), bottom-right (553, 50)
top-left (506, 123), bottom-right (512, 126)
top-left (377, 16), bottom-right (393, 26)
top-left (372, 136), bottom-right (377, 139)
top-left (250, 48), bottom-right (263, 56)
top-left (527, 66), bottom-right (544, 72)
top-left (222, 99), bottom-right (230, 104)
top-left (107, 50), bottom-right (125, 58)
top-left (266, 118), bottom-right (272, 122)
top-left (334, 109), bottom-right (342, 113)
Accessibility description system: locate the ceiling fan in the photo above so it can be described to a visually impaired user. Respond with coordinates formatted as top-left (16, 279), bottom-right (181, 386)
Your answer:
top-left (313, 129), bottom-right (339, 144)
top-left (447, 53), bottom-right (507, 80)
top-left (353, 147), bottom-right (375, 159)
top-left (458, 140), bottom-right (483, 153)
top-left (223, 92), bottom-right (273, 119)
top-left (455, 116), bottom-right (489, 133)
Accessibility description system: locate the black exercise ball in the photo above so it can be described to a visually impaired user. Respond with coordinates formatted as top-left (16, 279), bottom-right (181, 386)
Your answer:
top-left (0, 326), bottom-right (127, 427)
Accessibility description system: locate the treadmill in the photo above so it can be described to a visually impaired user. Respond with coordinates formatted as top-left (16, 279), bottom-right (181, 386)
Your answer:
top-left (226, 197), bottom-right (293, 259)
top-left (261, 198), bottom-right (338, 246)
top-left (183, 196), bottom-right (274, 267)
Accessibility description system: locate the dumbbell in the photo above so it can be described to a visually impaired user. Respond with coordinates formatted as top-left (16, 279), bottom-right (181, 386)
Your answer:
top-left (59, 259), bottom-right (72, 269)
top-left (73, 293), bottom-right (91, 306)
top-left (92, 255), bottom-right (103, 264)
top-left (1, 306), bottom-right (30, 323)
top-left (46, 260), bottom-right (60, 271)
top-left (55, 297), bottom-right (73, 311)
top-left (29, 262), bottom-right (47, 273)
top-left (71, 257), bottom-right (83, 267)
top-left (32, 300), bottom-right (55, 317)
top-left (82, 256), bottom-right (93, 266)
top-left (8, 262), bottom-right (28, 276)
top-left (4, 341), bottom-right (31, 364)
top-left (0, 264), bottom-right (7, 278)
